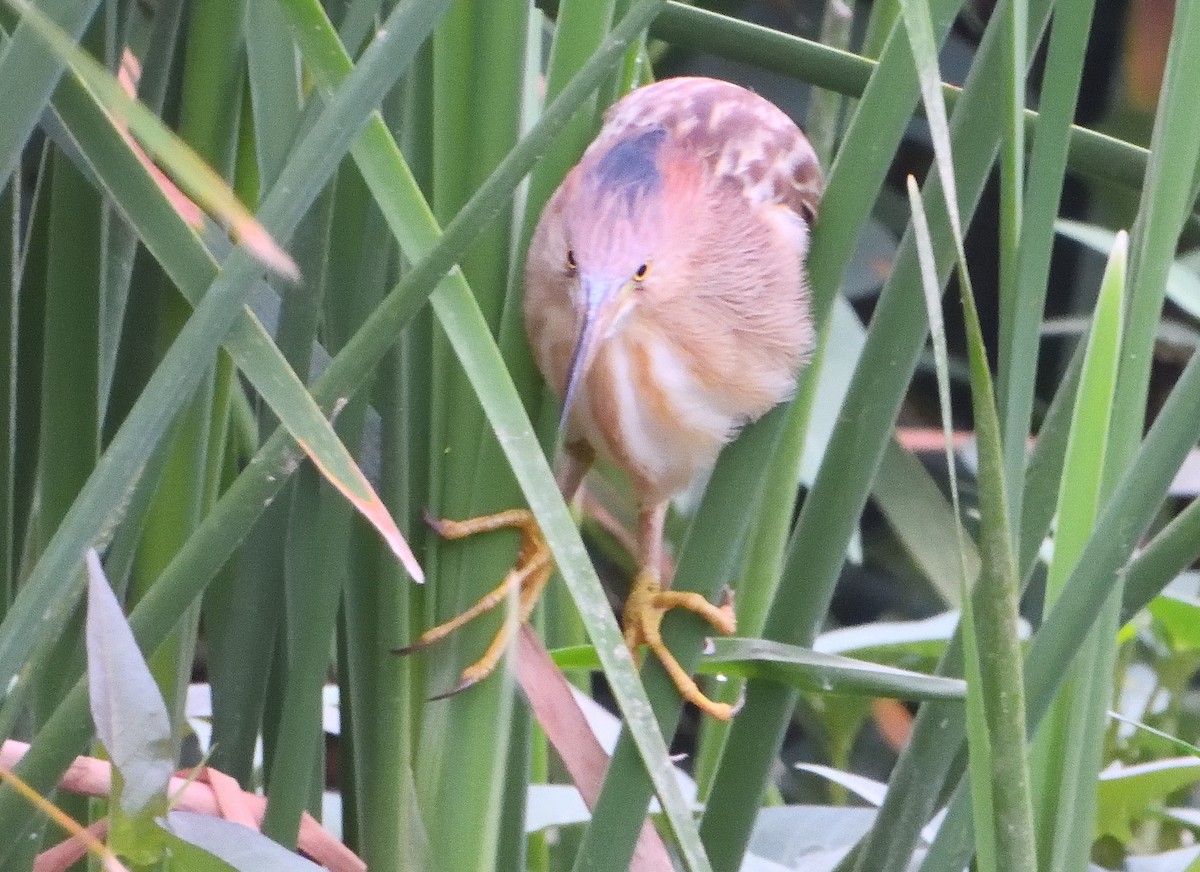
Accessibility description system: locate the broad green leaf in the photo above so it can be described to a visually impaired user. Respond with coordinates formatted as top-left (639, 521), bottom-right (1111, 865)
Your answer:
top-left (705, 639), bottom-right (964, 701)
top-left (550, 638), bottom-right (966, 701)
top-left (1147, 594), bottom-right (1200, 651)
top-left (1096, 759), bottom-right (1200, 843)
top-left (85, 549), bottom-right (173, 866)
top-left (794, 764), bottom-right (888, 807)
top-left (85, 549), bottom-right (173, 817)
top-left (165, 813), bottom-right (324, 872)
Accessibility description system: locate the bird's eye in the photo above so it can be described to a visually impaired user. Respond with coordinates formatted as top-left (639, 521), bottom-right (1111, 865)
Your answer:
top-left (565, 249), bottom-right (577, 272)
top-left (633, 262), bottom-right (650, 282)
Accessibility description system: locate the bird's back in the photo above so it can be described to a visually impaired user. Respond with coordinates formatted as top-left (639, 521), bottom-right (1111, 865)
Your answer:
top-left (589, 77), bottom-right (823, 225)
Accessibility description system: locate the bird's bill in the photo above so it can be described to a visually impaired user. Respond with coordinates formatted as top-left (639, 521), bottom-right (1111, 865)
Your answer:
top-left (558, 275), bottom-right (631, 440)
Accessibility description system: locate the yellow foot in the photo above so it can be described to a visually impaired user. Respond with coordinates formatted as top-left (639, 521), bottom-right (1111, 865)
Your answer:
top-left (622, 572), bottom-right (738, 720)
top-left (393, 509), bottom-right (551, 699)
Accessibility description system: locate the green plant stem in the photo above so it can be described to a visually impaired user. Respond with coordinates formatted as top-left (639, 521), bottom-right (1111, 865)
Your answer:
top-left (421, 4), bottom-right (530, 866)
top-left (995, 0), bottom-right (1026, 524)
top-left (958, 273), bottom-right (1038, 872)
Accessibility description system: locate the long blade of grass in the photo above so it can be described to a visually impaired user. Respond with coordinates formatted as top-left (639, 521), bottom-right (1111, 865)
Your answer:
top-left (1031, 231), bottom-right (1126, 872)
top-left (902, 0), bottom-right (1036, 865)
top-left (648, 2), bottom-right (1161, 199)
top-left (994, 0), bottom-right (1027, 521)
top-left (244, 0), bottom-right (302, 188)
top-left (907, 173), bottom-right (999, 872)
top-left (0, 178), bottom-right (14, 616)
top-left (1123, 496), bottom-right (1200, 621)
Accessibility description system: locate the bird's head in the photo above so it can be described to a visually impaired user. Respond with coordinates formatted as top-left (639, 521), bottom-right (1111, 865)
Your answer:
top-left (554, 126), bottom-right (699, 436)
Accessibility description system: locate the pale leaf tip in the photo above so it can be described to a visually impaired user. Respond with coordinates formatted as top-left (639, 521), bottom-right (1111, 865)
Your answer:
top-left (388, 532), bottom-right (426, 584)
top-left (236, 222), bottom-right (301, 282)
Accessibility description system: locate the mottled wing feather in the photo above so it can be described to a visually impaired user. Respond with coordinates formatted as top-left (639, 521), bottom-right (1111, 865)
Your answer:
top-left (590, 77), bottom-right (824, 224)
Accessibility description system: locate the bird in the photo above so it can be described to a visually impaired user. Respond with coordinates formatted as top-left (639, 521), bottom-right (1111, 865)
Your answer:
top-left (402, 76), bottom-right (823, 720)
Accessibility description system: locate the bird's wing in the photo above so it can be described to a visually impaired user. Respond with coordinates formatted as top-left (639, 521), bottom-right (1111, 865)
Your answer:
top-left (596, 77), bottom-right (824, 224)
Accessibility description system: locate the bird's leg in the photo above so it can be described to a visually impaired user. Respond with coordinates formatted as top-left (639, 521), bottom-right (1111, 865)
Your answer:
top-left (396, 446), bottom-right (594, 697)
top-left (621, 503), bottom-right (738, 720)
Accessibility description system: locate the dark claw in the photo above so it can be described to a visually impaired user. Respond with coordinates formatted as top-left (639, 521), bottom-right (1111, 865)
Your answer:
top-left (428, 675), bottom-right (478, 701)
top-left (392, 638), bottom-right (434, 657)
top-left (729, 682), bottom-right (748, 717)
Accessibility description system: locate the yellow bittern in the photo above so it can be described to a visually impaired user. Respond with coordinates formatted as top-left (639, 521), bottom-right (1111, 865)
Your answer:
top-left (403, 77), bottom-right (823, 720)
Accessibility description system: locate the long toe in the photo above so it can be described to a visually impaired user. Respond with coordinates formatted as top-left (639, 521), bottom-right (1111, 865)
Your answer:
top-left (622, 575), bottom-right (737, 720)
top-left (652, 589), bottom-right (736, 636)
top-left (398, 507), bottom-right (555, 699)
